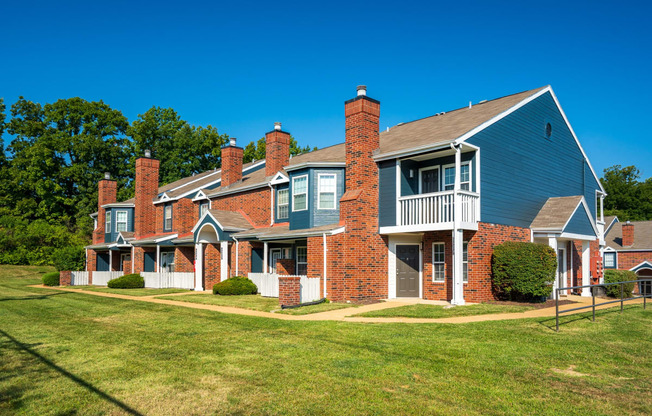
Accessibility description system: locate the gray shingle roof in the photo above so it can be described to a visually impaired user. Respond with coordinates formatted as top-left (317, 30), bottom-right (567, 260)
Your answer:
top-left (605, 221), bottom-right (652, 251)
top-left (208, 210), bottom-right (253, 231)
top-left (530, 196), bottom-right (584, 230)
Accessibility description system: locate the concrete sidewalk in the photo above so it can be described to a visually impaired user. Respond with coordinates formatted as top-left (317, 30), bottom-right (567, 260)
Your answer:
top-left (34, 285), bottom-right (647, 324)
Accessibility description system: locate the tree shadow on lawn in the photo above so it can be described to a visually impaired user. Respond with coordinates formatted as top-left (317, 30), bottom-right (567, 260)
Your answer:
top-left (0, 291), bottom-right (71, 302)
top-left (0, 329), bottom-right (143, 415)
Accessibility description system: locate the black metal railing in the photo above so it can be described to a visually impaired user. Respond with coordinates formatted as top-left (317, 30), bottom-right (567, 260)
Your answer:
top-left (555, 279), bottom-right (651, 331)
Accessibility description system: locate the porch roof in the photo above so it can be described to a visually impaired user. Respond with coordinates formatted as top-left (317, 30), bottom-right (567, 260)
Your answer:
top-left (530, 195), bottom-right (597, 239)
top-left (233, 223), bottom-right (343, 240)
top-left (130, 232), bottom-right (178, 246)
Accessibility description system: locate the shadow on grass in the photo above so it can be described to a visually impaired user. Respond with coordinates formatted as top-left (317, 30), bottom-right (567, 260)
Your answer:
top-left (0, 329), bottom-right (143, 416)
top-left (538, 304), bottom-right (645, 331)
top-left (0, 291), bottom-right (70, 302)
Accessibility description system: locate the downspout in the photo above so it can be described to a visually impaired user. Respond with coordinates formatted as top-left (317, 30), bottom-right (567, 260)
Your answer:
top-left (234, 237), bottom-right (239, 276)
top-left (268, 183), bottom-right (275, 226)
top-left (323, 232), bottom-right (328, 298)
top-left (131, 246), bottom-right (135, 273)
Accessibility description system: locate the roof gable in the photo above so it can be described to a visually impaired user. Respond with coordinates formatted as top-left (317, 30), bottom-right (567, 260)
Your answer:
top-left (531, 195), bottom-right (597, 238)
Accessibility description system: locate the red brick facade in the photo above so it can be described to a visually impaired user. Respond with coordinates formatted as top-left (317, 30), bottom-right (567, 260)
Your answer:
top-left (622, 223), bottom-right (634, 247)
top-left (175, 246), bottom-right (195, 273)
top-left (265, 128), bottom-right (290, 176)
top-left (59, 270), bottom-right (71, 286)
top-left (279, 275), bottom-right (301, 307)
top-left (211, 188), bottom-right (271, 227)
top-left (614, 251), bottom-right (652, 271)
top-left (135, 157), bottom-right (160, 239)
top-left (276, 259), bottom-right (295, 275)
top-left (93, 179), bottom-right (117, 244)
top-left (203, 243), bottom-right (222, 290)
top-left (222, 144), bottom-right (244, 187)
top-left (174, 198), bottom-right (198, 235)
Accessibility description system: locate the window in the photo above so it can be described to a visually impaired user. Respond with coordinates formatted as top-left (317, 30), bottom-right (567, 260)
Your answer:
top-left (443, 163), bottom-right (470, 191)
top-left (604, 252), bottom-right (616, 269)
top-left (105, 210), bottom-right (111, 233)
top-left (545, 122), bottom-right (552, 139)
top-left (115, 210), bottom-right (128, 232)
top-left (164, 204), bottom-right (172, 231)
top-left (432, 243), bottom-right (445, 282)
top-left (160, 251), bottom-right (175, 272)
top-left (318, 174), bottom-right (337, 209)
top-left (292, 175), bottom-right (308, 211)
top-left (296, 246), bottom-right (307, 276)
top-left (463, 242), bottom-right (468, 282)
top-left (277, 189), bottom-right (289, 219)
top-left (199, 202), bottom-right (209, 218)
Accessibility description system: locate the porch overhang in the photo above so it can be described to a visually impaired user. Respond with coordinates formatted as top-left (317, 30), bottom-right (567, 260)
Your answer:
top-left (530, 195), bottom-right (598, 242)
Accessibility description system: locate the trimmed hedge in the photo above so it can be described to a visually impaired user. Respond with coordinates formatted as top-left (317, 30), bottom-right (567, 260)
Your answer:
top-left (107, 273), bottom-right (144, 289)
top-left (603, 269), bottom-right (636, 298)
top-left (212, 276), bottom-right (258, 295)
top-left (492, 242), bottom-right (556, 301)
top-left (42, 272), bottom-right (60, 286)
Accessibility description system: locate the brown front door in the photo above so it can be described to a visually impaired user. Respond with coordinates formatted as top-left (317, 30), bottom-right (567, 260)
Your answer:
top-left (396, 245), bottom-right (419, 297)
top-left (421, 168), bottom-right (439, 194)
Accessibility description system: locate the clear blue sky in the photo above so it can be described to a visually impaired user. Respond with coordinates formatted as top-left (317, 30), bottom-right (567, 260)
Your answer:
top-left (1, 0), bottom-right (650, 178)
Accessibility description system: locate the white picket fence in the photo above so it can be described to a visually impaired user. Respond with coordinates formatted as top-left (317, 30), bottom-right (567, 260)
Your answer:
top-left (70, 271), bottom-right (89, 286)
top-left (141, 272), bottom-right (195, 289)
top-left (92, 271), bottom-right (124, 286)
top-left (247, 273), bottom-right (320, 303)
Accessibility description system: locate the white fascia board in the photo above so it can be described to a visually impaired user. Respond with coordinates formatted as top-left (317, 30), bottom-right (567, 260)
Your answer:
top-left (284, 162), bottom-right (346, 172)
top-left (270, 171), bottom-right (290, 185)
top-left (192, 190), bottom-right (208, 202)
top-left (373, 143), bottom-right (453, 162)
top-left (165, 170), bottom-right (221, 193)
top-left (89, 213), bottom-right (98, 218)
top-left (101, 203), bottom-right (135, 208)
top-left (154, 234), bottom-right (178, 243)
top-left (559, 232), bottom-right (597, 241)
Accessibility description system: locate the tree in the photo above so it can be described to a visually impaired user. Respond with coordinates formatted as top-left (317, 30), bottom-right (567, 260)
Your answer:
top-left (601, 165), bottom-right (652, 221)
top-left (242, 135), bottom-right (316, 164)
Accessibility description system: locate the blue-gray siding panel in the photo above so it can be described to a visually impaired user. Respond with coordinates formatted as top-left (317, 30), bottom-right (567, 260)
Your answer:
top-left (288, 168), bottom-right (311, 230)
top-left (379, 160), bottom-right (396, 227)
top-left (311, 168), bottom-right (345, 228)
top-left (97, 253), bottom-right (110, 271)
top-left (144, 252), bottom-right (156, 272)
top-left (564, 206), bottom-right (596, 237)
top-left (251, 248), bottom-right (264, 273)
top-left (467, 91), bottom-right (601, 228)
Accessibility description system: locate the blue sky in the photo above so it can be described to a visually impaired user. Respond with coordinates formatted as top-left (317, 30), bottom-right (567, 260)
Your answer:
top-left (1, 0), bottom-right (650, 178)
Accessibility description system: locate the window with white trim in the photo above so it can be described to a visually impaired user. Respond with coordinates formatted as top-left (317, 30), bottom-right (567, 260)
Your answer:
top-left (164, 204), bottom-right (172, 231)
top-left (432, 243), bottom-right (445, 282)
top-left (292, 175), bottom-right (308, 211)
top-left (199, 202), bottom-right (209, 218)
top-left (296, 246), bottom-right (307, 276)
top-left (463, 241), bottom-right (468, 282)
top-left (318, 174), bottom-right (337, 209)
top-left (443, 162), bottom-right (470, 191)
top-left (604, 252), bottom-right (616, 269)
top-left (277, 189), bottom-right (289, 219)
top-left (160, 251), bottom-right (175, 272)
top-left (105, 210), bottom-right (111, 233)
top-left (115, 210), bottom-right (128, 232)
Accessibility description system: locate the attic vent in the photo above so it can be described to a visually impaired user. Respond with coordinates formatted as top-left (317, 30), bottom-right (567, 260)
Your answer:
top-left (478, 100), bottom-right (488, 104)
top-left (545, 122), bottom-right (552, 139)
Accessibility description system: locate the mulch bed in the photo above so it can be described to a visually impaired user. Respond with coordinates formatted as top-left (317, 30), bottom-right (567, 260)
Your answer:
top-left (485, 299), bottom-right (577, 309)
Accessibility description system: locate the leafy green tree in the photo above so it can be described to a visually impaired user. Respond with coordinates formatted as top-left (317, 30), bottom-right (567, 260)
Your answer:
top-left (601, 165), bottom-right (652, 220)
top-left (242, 135), bottom-right (316, 164)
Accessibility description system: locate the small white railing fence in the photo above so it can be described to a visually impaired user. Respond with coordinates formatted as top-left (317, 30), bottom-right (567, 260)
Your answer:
top-left (398, 190), bottom-right (479, 226)
top-left (92, 271), bottom-right (124, 286)
top-left (141, 272), bottom-right (195, 289)
top-left (248, 273), bottom-right (320, 303)
top-left (70, 271), bottom-right (89, 286)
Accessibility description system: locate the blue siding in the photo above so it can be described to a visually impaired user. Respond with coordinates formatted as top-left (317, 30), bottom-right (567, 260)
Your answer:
top-left (104, 208), bottom-right (112, 243)
top-left (105, 207), bottom-right (134, 243)
top-left (144, 252), bottom-right (156, 272)
top-left (311, 168), bottom-right (345, 227)
top-left (564, 206), bottom-right (596, 237)
top-left (97, 253), bottom-right (110, 271)
top-left (467, 91), bottom-right (601, 228)
top-left (251, 247), bottom-right (264, 273)
top-left (274, 183), bottom-right (289, 224)
top-left (288, 168), bottom-right (311, 230)
top-left (379, 160), bottom-right (396, 227)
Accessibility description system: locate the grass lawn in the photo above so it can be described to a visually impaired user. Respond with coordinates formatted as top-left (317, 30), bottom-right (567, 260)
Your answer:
top-left (157, 293), bottom-right (281, 312)
top-left (68, 286), bottom-right (190, 297)
top-left (277, 301), bottom-right (358, 315)
top-left (354, 303), bottom-right (534, 319)
top-left (1, 265), bottom-right (651, 415)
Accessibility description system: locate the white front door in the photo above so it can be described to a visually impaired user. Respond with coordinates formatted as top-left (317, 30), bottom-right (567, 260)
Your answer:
top-left (269, 249), bottom-right (282, 274)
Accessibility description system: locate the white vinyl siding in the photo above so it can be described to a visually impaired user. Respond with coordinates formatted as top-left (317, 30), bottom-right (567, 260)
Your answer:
top-left (296, 246), bottom-right (307, 276)
top-left (277, 189), bottom-right (289, 219)
top-left (164, 205), bottom-right (172, 231)
top-left (292, 175), bottom-right (308, 211)
top-left (443, 162), bottom-right (470, 191)
top-left (318, 174), bottom-right (337, 210)
top-left (115, 210), bottom-right (128, 232)
top-left (432, 242), bottom-right (445, 282)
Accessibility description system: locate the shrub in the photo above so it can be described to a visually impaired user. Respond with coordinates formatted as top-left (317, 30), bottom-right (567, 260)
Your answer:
top-left (42, 272), bottom-right (60, 286)
top-left (603, 269), bottom-right (636, 298)
top-left (52, 245), bottom-right (86, 271)
top-left (107, 273), bottom-right (144, 289)
top-left (492, 242), bottom-right (556, 301)
top-left (212, 276), bottom-right (258, 295)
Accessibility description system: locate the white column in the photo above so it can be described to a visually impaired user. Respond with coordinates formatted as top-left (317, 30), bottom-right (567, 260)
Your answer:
top-left (323, 233), bottom-right (328, 298)
top-left (156, 245), bottom-right (160, 273)
top-left (109, 250), bottom-right (113, 272)
top-left (85, 249), bottom-right (88, 272)
top-left (451, 145), bottom-right (465, 305)
top-left (220, 241), bottom-right (229, 281)
top-left (131, 246), bottom-right (135, 273)
top-left (263, 242), bottom-right (269, 274)
top-left (548, 236), bottom-right (558, 299)
top-left (235, 240), bottom-right (239, 276)
top-left (581, 241), bottom-right (591, 296)
top-left (194, 243), bottom-right (204, 291)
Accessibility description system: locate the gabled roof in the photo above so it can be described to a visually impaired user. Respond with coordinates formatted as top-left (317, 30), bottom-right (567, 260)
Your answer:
top-left (604, 221), bottom-right (652, 251)
top-left (208, 210), bottom-right (253, 231)
top-left (530, 195), bottom-right (597, 238)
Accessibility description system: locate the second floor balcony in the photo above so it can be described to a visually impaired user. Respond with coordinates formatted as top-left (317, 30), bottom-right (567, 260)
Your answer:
top-left (398, 190), bottom-right (479, 228)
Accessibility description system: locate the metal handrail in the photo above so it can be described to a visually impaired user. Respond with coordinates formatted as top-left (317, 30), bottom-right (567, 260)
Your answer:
top-left (555, 278), bottom-right (651, 331)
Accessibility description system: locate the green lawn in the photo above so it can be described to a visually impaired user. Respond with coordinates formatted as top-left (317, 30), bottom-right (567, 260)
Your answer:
top-left (68, 285), bottom-right (190, 297)
top-left (354, 303), bottom-right (534, 318)
top-left (157, 293), bottom-right (281, 312)
top-left (276, 301), bottom-right (358, 315)
top-left (1, 265), bottom-right (651, 415)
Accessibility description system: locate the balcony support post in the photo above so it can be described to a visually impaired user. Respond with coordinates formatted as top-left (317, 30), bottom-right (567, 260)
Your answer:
top-left (451, 143), bottom-right (465, 305)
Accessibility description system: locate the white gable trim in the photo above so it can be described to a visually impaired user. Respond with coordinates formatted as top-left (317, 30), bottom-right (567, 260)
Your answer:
top-left (192, 190), bottom-right (208, 202)
top-left (630, 261), bottom-right (652, 272)
top-left (270, 171), bottom-right (290, 185)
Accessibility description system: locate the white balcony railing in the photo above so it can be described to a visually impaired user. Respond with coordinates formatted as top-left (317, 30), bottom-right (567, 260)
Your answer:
top-left (398, 190), bottom-right (479, 227)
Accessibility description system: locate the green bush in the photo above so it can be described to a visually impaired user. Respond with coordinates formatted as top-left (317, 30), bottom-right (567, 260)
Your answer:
top-left (107, 273), bottom-right (144, 289)
top-left (212, 276), bottom-right (258, 295)
top-left (492, 242), bottom-right (556, 301)
top-left (52, 245), bottom-right (86, 271)
top-left (603, 269), bottom-right (636, 298)
top-left (42, 272), bottom-right (60, 286)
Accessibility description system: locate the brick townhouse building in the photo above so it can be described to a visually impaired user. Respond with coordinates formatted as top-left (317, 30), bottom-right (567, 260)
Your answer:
top-left (84, 85), bottom-right (609, 304)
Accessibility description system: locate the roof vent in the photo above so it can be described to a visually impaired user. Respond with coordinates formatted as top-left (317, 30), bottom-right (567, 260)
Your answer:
top-left (274, 122), bottom-right (282, 131)
top-left (357, 85), bottom-right (367, 96)
top-left (144, 149), bottom-right (152, 158)
top-left (104, 172), bottom-right (111, 180)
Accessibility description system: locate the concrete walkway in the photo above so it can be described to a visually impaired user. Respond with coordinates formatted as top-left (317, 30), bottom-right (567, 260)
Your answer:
top-left (34, 285), bottom-right (647, 324)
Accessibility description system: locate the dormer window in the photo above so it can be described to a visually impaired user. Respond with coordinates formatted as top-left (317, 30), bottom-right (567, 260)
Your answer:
top-left (277, 189), bottom-right (289, 219)
top-left (115, 210), bottom-right (128, 232)
top-left (292, 175), bottom-right (308, 212)
top-left (199, 202), bottom-right (209, 218)
top-left (164, 204), bottom-right (173, 231)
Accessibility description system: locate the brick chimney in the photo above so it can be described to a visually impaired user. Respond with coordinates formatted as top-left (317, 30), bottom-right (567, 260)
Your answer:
top-left (344, 85), bottom-right (381, 190)
top-left (135, 150), bottom-right (159, 239)
top-left (221, 138), bottom-right (244, 187)
top-left (94, 172), bottom-right (117, 244)
top-left (265, 122), bottom-right (290, 176)
top-left (622, 221), bottom-right (634, 247)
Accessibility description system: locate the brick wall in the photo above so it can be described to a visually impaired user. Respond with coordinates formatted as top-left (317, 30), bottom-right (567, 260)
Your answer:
top-left (133, 247), bottom-right (145, 273)
top-left (211, 187), bottom-right (271, 227)
top-left (279, 275), bottom-right (301, 307)
top-left (422, 231), bottom-right (454, 301)
top-left (222, 144), bottom-right (244, 187)
top-left (59, 271), bottom-right (71, 286)
top-left (174, 198), bottom-right (197, 235)
top-left (622, 223), bottom-right (634, 247)
top-left (93, 179), bottom-right (117, 244)
top-left (175, 246), bottom-right (195, 272)
top-left (122, 252), bottom-right (132, 274)
top-left (276, 259), bottom-right (295, 275)
top-left (204, 243), bottom-right (221, 290)
top-left (265, 129), bottom-right (290, 176)
top-left (232, 240), bottom-right (256, 277)
top-left (135, 157), bottom-right (160, 239)
top-left (615, 251), bottom-right (652, 271)
top-left (87, 250), bottom-right (97, 284)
